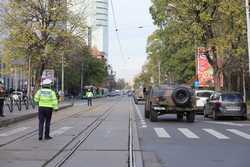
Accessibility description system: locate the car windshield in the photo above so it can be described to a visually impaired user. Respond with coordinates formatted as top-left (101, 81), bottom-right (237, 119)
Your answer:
top-left (153, 88), bottom-right (166, 96)
top-left (197, 92), bottom-right (213, 98)
top-left (222, 94), bottom-right (242, 102)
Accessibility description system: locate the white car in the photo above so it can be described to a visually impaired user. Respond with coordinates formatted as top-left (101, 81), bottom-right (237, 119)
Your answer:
top-left (195, 90), bottom-right (214, 113)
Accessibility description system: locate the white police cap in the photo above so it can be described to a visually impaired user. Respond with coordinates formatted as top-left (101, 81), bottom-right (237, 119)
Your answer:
top-left (41, 79), bottom-right (53, 85)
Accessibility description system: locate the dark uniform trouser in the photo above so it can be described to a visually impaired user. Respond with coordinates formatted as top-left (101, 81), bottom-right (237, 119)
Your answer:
top-left (38, 107), bottom-right (53, 138)
top-left (87, 97), bottom-right (92, 106)
top-left (0, 99), bottom-right (4, 116)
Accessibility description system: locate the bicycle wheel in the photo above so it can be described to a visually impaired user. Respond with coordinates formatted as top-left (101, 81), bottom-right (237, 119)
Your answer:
top-left (23, 97), bottom-right (29, 110)
top-left (6, 97), bottom-right (13, 112)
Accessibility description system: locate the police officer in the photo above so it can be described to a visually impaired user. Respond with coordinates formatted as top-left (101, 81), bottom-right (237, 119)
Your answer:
top-left (86, 89), bottom-right (94, 106)
top-left (0, 79), bottom-right (5, 117)
top-left (34, 79), bottom-right (58, 140)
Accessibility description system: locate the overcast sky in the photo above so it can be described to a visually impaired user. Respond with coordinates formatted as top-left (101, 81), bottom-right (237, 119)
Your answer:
top-left (108, 0), bottom-right (155, 83)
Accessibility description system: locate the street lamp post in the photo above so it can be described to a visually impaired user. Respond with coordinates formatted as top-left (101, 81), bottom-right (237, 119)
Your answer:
top-left (245, 0), bottom-right (250, 75)
top-left (61, 54), bottom-right (64, 94)
top-left (158, 60), bottom-right (161, 85)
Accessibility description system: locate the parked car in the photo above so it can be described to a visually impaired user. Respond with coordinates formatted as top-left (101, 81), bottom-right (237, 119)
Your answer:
top-left (133, 87), bottom-right (146, 104)
top-left (144, 84), bottom-right (196, 122)
top-left (204, 92), bottom-right (247, 120)
top-left (195, 90), bottom-right (214, 114)
top-left (127, 91), bottom-right (133, 97)
top-left (107, 90), bottom-right (121, 97)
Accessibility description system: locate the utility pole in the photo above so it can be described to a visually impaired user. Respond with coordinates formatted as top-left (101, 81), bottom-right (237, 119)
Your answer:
top-left (27, 55), bottom-right (31, 97)
top-left (243, 68), bottom-right (246, 102)
top-left (158, 60), bottom-right (161, 85)
top-left (61, 54), bottom-right (64, 94)
top-left (80, 63), bottom-right (83, 93)
top-left (245, 0), bottom-right (250, 75)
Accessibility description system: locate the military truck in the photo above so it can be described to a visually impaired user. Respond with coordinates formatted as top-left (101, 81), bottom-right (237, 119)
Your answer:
top-left (144, 84), bottom-right (196, 122)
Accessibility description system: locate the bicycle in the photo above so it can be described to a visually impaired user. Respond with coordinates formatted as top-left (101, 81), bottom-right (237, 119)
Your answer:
top-left (5, 96), bottom-right (13, 113)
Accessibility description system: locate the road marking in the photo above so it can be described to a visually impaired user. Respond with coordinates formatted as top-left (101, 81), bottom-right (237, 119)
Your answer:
top-left (204, 121), bottom-right (250, 127)
top-left (227, 129), bottom-right (250, 140)
top-left (154, 128), bottom-right (171, 138)
top-left (203, 129), bottom-right (229, 139)
top-left (133, 99), bottom-right (147, 128)
top-left (50, 127), bottom-right (73, 137)
top-left (178, 128), bottom-right (200, 139)
top-left (0, 127), bottom-right (30, 137)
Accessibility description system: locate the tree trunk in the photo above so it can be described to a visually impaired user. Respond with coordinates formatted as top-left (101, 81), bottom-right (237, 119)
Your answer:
top-left (213, 68), bottom-right (221, 91)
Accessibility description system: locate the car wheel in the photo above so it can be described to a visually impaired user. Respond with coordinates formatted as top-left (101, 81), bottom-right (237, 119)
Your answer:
top-left (186, 111), bottom-right (195, 123)
top-left (150, 106), bottom-right (158, 122)
top-left (177, 112), bottom-right (184, 121)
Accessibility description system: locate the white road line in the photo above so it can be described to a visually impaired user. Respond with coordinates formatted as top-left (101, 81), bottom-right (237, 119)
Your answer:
top-left (203, 129), bottom-right (229, 139)
top-left (227, 129), bottom-right (250, 140)
top-left (0, 127), bottom-right (30, 137)
top-left (154, 128), bottom-right (171, 138)
top-left (133, 99), bottom-right (147, 128)
top-left (204, 121), bottom-right (250, 127)
top-left (178, 128), bottom-right (200, 139)
top-left (50, 127), bottom-right (73, 137)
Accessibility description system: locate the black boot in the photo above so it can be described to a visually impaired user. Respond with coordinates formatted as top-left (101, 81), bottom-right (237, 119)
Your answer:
top-left (45, 136), bottom-right (53, 140)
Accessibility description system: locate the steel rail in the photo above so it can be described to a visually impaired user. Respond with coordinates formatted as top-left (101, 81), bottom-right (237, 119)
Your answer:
top-left (128, 98), bottom-right (136, 167)
top-left (43, 99), bottom-right (122, 167)
top-left (0, 101), bottom-right (105, 148)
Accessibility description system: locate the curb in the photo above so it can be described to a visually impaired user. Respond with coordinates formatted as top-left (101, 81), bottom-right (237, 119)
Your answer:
top-left (0, 103), bottom-right (74, 128)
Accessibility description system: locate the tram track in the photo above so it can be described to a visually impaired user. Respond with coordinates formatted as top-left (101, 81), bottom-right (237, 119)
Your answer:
top-left (128, 103), bottom-right (136, 167)
top-left (0, 101), bottom-right (106, 148)
top-left (42, 99), bottom-right (122, 167)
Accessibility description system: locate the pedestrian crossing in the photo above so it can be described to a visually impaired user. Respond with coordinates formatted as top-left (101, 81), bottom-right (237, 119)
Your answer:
top-left (153, 127), bottom-right (250, 141)
top-left (0, 126), bottom-right (73, 138)
top-left (0, 127), bottom-right (31, 137)
top-left (50, 127), bottom-right (73, 137)
top-left (154, 128), bottom-right (171, 138)
top-left (1, 125), bottom-right (250, 141)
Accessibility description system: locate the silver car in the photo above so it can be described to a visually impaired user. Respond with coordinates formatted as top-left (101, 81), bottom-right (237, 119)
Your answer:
top-left (204, 92), bottom-right (247, 120)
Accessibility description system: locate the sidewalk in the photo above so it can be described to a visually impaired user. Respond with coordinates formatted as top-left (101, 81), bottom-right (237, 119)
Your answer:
top-left (0, 100), bottom-right (74, 128)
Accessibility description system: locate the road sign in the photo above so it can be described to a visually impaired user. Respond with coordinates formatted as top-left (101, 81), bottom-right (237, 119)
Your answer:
top-left (41, 69), bottom-right (55, 81)
top-left (194, 80), bottom-right (200, 89)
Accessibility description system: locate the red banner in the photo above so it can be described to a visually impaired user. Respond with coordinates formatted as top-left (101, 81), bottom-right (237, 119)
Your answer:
top-left (197, 48), bottom-right (214, 87)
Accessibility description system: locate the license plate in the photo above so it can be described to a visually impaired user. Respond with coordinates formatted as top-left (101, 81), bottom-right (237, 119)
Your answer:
top-left (226, 107), bottom-right (240, 111)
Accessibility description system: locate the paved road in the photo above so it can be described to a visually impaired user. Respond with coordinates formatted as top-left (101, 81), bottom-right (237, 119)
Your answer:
top-left (1, 97), bottom-right (250, 167)
top-left (134, 102), bottom-right (250, 167)
top-left (0, 97), bottom-right (142, 167)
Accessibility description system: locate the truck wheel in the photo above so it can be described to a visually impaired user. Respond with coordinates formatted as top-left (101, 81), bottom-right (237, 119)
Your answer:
top-left (144, 108), bottom-right (149, 119)
top-left (186, 111), bottom-right (195, 123)
top-left (177, 113), bottom-right (184, 121)
top-left (172, 87), bottom-right (191, 107)
top-left (150, 107), bottom-right (158, 122)
top-left (241, 116), bottom-right (248, 121)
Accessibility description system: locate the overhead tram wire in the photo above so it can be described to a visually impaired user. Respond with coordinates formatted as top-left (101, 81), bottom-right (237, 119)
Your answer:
top-left (110, 0), bottom-right (128, 64)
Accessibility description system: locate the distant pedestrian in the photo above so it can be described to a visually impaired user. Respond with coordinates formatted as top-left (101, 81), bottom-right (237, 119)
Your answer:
top-left (86, 89), bottom-right (94, 106)
top-left (0, 78), bottom-right (5, 117)
top-left (34, 79), bottom-right (58, 140)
